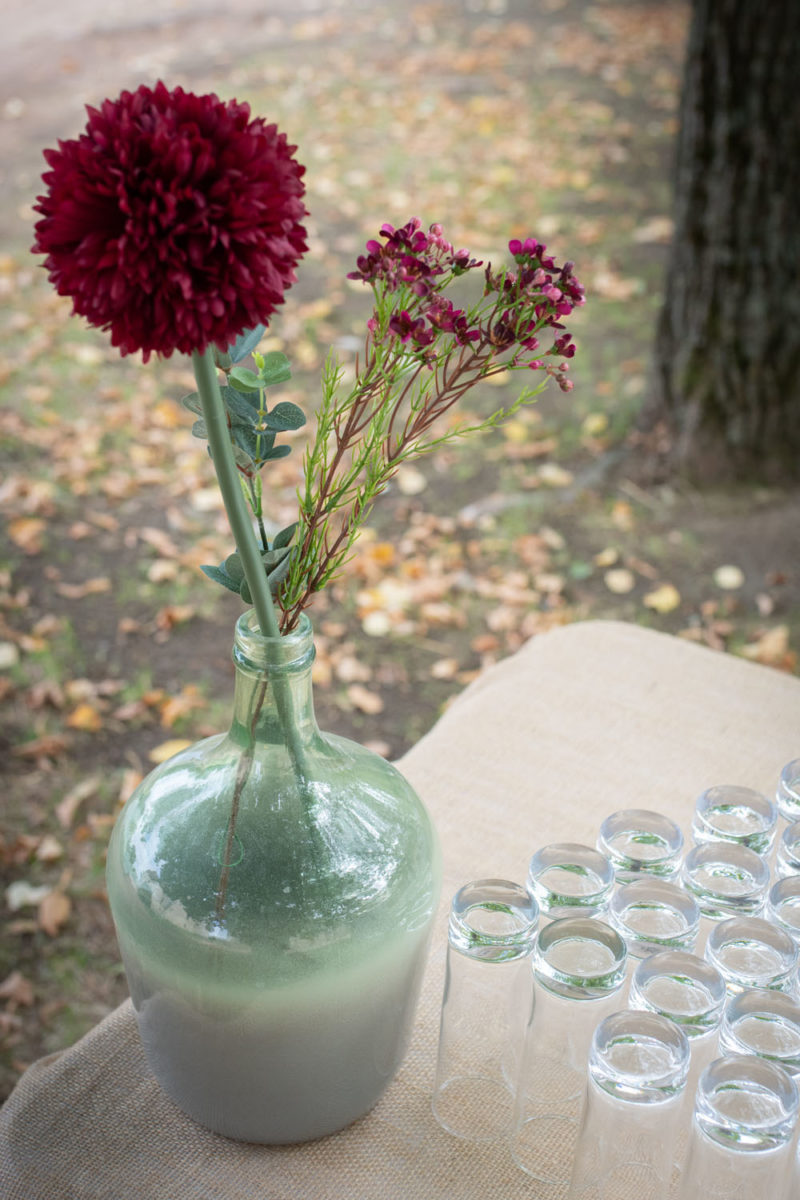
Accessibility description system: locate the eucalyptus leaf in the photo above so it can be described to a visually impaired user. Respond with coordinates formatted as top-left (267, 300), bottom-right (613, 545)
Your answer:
top-left (221, 386), bottom-right (260, 426)
top-left (266, 553), bottom-right (293, 593)
top-left (261, 546), bottom-right (291, 570)
top-left (273, 522), bottom-right (298, 550)
top-left (260, 444), bottom-right (292, 462)
top-left (258, 351), bottom-right (292, 387)
top-left (191, 419), bottom-right (208, 440)
top-left (180, 392), bottom-right (203, 416)
top-left (232, 426), bottom-right (268, 463)
top-left (230, 366), bottom-right (262, 393)
top-left (228, 325), bottom-right (266, 364)
top-left (224, 553), bottom-right (245, 582)
top-left (262, 402), bottom-right (306, 432)
top-left (200, 563), bottom-right (241, 595)
top-left (232, 444), bottom-right (255, 471)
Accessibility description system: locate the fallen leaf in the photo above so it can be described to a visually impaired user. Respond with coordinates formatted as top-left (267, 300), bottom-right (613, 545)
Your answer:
top-left (148, 739), bottom-right (193, 764)
top-left (12, 733), bottom-right (71, 761)
top-left (396, 465), bottom-right (427, 495)
top-left (347, 684), bottom-right (384, 714)
top-left (537, 463), bottom-right (574, 488)
top-left (38, 890), bottom-right (71, 937)
top-left (55, 577), bottom-right (112, 599)
top-left (0, 641), bottom-right (20, 669)
top-left (604, 568), bottom-right (636, 594)
top-left (739, 626), bottom-right (793, 668)
top-left (65, 703), bottom-right (103, 732)
top-left (713, 564), bottom-right (745, 590)
top-left (6, 881), bottom-right (52, 911)
top-left (55, 776), bottom-right (101, 829)
top-left (35, 835), bottom-right (64, 863)
top-left (7, 517), bottom-right (45, 554)
top-left (643, 583), bottom-right (681, 613)
top-left (0, 971), bottom-right (35, 1008)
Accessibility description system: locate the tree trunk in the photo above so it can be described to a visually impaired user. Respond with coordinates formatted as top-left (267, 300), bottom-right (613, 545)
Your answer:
top-left (648, 0), bottom-right (800, 482)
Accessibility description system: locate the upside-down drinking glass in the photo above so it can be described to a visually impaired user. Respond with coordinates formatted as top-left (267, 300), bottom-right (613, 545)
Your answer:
top-left (776, 821), bottom-right (800, 880)
top-left (776, 758), bottom-right (800, 823)
top-left (432, 879), bottom-right (538, 1142)
top-left (609, 878), bottom-right (700, 959)
top-left (598, 809), bottom-right (684, 883)
top-left (766, 877), bottom-right (800, 945)
top-left (681, 843), bottom-right (770, 950)
top-left (527, 842), bottom-right (615, 923)
top-left (692, 785), bottom-right (777, 857)
top-left (718, 988), bottom-right (800, 1078)
top-left (677, 1055), bottom-right (799, 1200)
top-left (568, 1010), bottom-right (690, 1200)
top-left (705, 917), bottom-right (798, 996)
top-left (511, 917), bottom-right (627, 1191)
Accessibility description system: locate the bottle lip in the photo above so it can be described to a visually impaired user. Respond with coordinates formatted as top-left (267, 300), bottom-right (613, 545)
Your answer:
top-left (233, 610), bottom-right (315, 674)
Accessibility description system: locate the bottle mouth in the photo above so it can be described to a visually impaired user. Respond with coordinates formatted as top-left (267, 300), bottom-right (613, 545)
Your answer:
top-left (233, 610), bottom-right (315, 674)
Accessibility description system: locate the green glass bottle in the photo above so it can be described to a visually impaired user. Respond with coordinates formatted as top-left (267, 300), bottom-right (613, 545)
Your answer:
top-left (106, 611), bottom-right (441, 1143)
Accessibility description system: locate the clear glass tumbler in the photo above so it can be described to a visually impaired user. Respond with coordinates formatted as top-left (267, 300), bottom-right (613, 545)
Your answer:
top-left (776, 821), bottom-right (800, 880)
top-left (677, 1055), bottom-right (799, 1200)
top-left (766, 877), bottom-right (800, 944)
top-left (692, 784), bottom-right (777, 856)
top-left (718, 988), bottom-right (800, 1078)
top-left (568, 1010), bottom-right (690, 1200)
top-left (609, 878), bottom-right (700, 959)
top-left (681, 843), bottom-right (769, 950)
top-left (432, 879), bottom-right (538, 1141)
top-left (598, 809), bottom-right (684, 883)
top-left (527, 842), bottom-right (615, 923)
top-left (705, 916), bottom-right (798, 996)
top-left (511, 917), bottom-right (627, 1190)
top-left (776, 758), bottom-right (800, 823)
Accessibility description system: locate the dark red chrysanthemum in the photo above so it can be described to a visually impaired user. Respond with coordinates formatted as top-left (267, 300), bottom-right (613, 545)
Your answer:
top-left (32, 82), bottom-right (308, 360)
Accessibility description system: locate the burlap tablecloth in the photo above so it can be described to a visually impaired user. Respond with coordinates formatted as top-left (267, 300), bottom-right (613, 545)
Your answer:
top-left (2, 619), bottom-right (799, 1199)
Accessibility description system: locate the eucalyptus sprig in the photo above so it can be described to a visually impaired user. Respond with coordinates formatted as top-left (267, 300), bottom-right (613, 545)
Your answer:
top-left (184, 334), bottom-right (305, 604)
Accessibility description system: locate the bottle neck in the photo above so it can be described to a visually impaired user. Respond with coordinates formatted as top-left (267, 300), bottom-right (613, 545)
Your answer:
top-left (230, 611), bottom-right (319, 748)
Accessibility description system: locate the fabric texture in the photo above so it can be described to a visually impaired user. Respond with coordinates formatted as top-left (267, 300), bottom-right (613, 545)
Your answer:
top-left (2, 619), bottom-right (798, 1199)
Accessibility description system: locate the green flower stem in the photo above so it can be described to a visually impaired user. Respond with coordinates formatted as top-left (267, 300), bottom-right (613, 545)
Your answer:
top-left (191, 346), bottom-right (281, 639)
top-left (191, 346), bottom-right (310, 824)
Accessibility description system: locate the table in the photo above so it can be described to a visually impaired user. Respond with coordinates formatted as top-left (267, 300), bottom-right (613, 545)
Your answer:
top-left (2, 619), bottom-right (798, 1199)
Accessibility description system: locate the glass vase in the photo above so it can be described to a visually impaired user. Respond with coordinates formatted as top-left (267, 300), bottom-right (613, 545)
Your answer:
top-left (106, 611), bottom-right (441, 1143)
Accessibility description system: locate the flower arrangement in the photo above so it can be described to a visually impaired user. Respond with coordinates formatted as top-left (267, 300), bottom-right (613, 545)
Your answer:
top-left (33, 82), bottom-right (584, 648)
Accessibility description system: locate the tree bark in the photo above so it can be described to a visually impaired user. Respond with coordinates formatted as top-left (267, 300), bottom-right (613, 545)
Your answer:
top-left (647, 0), bottom-right (800, 482)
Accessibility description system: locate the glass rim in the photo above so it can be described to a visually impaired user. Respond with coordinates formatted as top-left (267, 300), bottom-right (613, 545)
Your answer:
top-left (590, 1009), bottom-right (690, 1103)
top-left (719, 986), bottom-right (800, 1072)
top-left (234, 609), bottom-right (314, 673)
top-left (526, 842), bottom-right (614, 916)
top-left (706, 915), bottom-right (798, 991)
top-left (608, 878), bottom-right (700, 954)
top-left (597, 808), bottom-right (684, 875)
top-left (629, 949), bottom-right (726, 1035)
top-left (681, 842), bottom-right (770, 916)
top-left (449, 878), bottom-right (539, 960)
top-left (534, 916), bottom-right (626, 998)
top-left (695, 1054), bottom-right (799, 1151)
